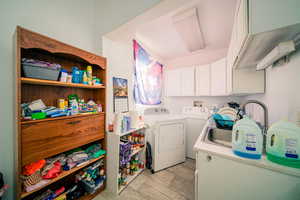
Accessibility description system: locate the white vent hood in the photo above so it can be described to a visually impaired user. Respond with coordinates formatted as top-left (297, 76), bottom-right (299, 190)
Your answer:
top-left (256, 40), bottom-right (296, 70)
top-left (172, 8), bottom-right (205, 52)
top-left (237, 23), bottom-right (300, 69)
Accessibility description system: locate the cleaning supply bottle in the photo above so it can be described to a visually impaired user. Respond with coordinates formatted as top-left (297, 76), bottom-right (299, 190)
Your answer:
top-left (266, 121), bottom-right (300, 168)
top-left (87, 65), bottom-right (93, 85)
top-left (232, 116), bottom-right (263, 159)
top-left (59, 69), bottom-right (68, 82)
top-left (72, 67), bottom-right (81, 83)
top-left (70, 99), bottom-right (79, 115)
top-left (82, 70), bottom-right (88, 85)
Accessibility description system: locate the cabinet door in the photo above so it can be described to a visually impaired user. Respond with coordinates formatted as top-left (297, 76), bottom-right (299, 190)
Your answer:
top-left (195, 64), bottom-right (210, 96)
top-left (196, 151), bottom-right (300, 200)
top-left (165, 69), bottom-right (181, 96)
top-left (156, 121), bottom-right (186, 171)
top-left (236, 0), bottom-right (248, 55)
top-left (211, 58), bottom-right (227, 96)
top-left (180, 67), bottom-right (195, 96)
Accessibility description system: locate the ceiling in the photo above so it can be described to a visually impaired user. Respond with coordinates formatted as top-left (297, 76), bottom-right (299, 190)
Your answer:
top-left (105, 0), bottom-right (237, 61)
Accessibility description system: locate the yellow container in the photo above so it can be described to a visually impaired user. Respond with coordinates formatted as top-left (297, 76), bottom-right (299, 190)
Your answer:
top-left (87, 65), bottom-right (93, 85)
top-left (57, 99), bottom-right (65, 109)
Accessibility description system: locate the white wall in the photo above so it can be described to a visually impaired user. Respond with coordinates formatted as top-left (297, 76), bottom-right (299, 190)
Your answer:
top-left (102, 36), bottom-right (167, 117)
top-left (94, 0), bottom-right (161, 54)
top-left (243, 50), bottom-right (300, 126)
top-left (102, 37), bottom-right (135, 125)
top-left (165, 96), bottom-right (241, 114)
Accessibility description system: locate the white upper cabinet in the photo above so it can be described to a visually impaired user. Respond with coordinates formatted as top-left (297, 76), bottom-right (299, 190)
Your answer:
top-left (211, 58), bottom-right (227, 96)
top-left (165, 69), bottom-right (181, 96)
top-left (181, 67), bottom-right (195, 96)
top-left (235, 0), bottom-right (248, 57)
top-left (195, 64), bottom-right (210, 96)
top-left (165, 67), bottom-right (195, 96)
top-left (165, 62), bottom-right (228, 97)
top-left (229, 0), bottom-right (300, 69)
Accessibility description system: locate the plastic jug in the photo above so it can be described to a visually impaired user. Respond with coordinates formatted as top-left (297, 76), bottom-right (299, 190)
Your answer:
top-left (232, 116), bottom-right (263, 159)
top-left (266, 121), bottom-right (300, 168)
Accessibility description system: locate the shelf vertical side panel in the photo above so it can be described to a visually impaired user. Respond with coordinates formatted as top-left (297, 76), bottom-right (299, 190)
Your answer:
top-left (15, 26), bottom-right (22, 200)
top-left (106, 133), bottom-right (120, 194)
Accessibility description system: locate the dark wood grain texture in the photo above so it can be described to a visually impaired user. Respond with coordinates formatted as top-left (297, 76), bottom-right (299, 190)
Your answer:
top-left (21, 113), bottom-right (105, 165)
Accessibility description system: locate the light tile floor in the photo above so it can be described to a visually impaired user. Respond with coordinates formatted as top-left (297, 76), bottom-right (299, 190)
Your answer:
top-left (94, 159), bottom-right (195, 200)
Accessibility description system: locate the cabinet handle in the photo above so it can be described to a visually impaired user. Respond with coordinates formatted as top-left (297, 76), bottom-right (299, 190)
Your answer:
top-left (67, 120), bottom-right (81, 125)
top-left (206, 155), bottom-right (212, 162)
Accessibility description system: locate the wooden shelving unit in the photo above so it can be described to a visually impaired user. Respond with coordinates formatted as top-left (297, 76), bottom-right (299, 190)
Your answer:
top-left (15, 26), bottom-right (107, 200)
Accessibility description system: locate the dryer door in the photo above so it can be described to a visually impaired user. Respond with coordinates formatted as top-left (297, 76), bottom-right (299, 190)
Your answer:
top-left (154, 121), bottom-right (186, 171)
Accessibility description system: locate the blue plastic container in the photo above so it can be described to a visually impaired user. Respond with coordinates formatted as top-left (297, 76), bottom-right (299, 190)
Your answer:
top-left (72, 67), bottom-right (83, 83)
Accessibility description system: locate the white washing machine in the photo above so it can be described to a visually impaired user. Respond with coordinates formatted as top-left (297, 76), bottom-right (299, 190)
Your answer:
top-left (144, 108), bottom-right (186, 172)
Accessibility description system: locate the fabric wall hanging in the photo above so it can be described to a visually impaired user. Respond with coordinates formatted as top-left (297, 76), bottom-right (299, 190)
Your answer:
top-left (133, 40), bottom-right (163, 105)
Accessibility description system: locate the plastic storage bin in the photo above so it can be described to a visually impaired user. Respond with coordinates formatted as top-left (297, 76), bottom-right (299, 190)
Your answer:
top-left (23, 64), bottom-right (60, 81)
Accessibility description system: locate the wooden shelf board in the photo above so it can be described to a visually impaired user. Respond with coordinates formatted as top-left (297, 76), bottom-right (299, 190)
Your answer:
top-left (78, 185), bottom-right (105, 200)
top-left (21, 155), bottom-right (105, 199)
top-left (118, 168), bottom-right (144, 194)
top-left (21, 112), bottom-right (105, 125)
top-left (21, 77), bottom-right (105, 89)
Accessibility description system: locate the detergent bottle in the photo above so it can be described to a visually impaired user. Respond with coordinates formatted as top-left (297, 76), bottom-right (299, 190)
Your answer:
top-left (87, 65), bottom-right (93, 85)
top-left (266, 121), bottom-right (300, 168)
top-left (232, 116), bottom-right (263, 159)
